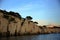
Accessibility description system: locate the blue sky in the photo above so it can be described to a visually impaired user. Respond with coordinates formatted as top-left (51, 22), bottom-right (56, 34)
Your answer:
top-left (0, 0), bottom-right (60, 25)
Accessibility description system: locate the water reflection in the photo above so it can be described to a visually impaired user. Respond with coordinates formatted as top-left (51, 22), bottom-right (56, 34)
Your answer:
top-left (0, 34), bottom-right (60, 40)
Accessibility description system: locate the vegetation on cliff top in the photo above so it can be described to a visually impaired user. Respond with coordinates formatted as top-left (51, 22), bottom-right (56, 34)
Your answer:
top-left (0, 9), bottom-right (60, 37)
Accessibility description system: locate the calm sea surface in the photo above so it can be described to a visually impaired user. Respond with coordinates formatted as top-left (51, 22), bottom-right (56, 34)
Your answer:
top-left (0, 34), bottom-right (60, 40)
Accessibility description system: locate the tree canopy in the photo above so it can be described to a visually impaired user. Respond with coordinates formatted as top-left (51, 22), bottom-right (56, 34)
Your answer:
top-left (34, 22), bottom-right (38, 24)
top-left (26, 16), bottom-right (33, 20)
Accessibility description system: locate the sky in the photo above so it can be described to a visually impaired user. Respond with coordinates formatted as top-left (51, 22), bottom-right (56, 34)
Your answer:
top-left (0, 0), bottom-right (60, 25)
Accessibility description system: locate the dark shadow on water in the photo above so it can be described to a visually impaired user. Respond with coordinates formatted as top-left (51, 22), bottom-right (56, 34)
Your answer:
top-left (0, 34), bottom-right (60, 40)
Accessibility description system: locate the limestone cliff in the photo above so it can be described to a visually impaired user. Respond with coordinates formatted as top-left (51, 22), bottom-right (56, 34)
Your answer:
top-left (0, 10), bottom-right (40, 36)
top-left (0, 10), bottom-right (60, 36)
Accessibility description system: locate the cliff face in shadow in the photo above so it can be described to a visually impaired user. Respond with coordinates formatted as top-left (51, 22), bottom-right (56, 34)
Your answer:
top-left (0, 10), bottom-right (60, 36)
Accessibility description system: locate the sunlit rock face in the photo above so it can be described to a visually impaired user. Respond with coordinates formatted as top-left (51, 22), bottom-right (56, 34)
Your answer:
top-left (24, 19), bottom-right (29, 33)
top-left (0, 11), bottom-right (22, 35)
top-left (8, 15), bottom-right (21, 35)
top-left (0, 12), bottom-right (8, 33)
top-left (28, 21), bottom-right (34, 33)
top-left (0, 12), bottom-right (42, 35)
top-left (0, 10), bottom-right (42, 35)
top-left (14, 17), bottom-right (21, 34)
top-left (28, 22), bottom-right (40, 34)
top-left (9, 21), bottom-right (16, 35)
top-left (20, 19), bottom-right (29, 34)
top-left (31, 23), bottom-right (39, 34)
top-left (20, 19), bottom-right (41, 34)
top-left (0, 10), bottom-right (60, 36)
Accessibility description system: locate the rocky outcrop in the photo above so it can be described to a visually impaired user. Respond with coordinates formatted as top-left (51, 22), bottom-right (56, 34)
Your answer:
top-left (0, 10), bottom-right (60, 37)
top-left (0, 10), bottom-right (40, 36)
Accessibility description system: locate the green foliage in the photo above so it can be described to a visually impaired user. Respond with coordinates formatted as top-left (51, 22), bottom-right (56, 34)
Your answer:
top-left (9, 11), bottom-right (22, 19)
top-left (34, 22), bottom-right (38, 24)
top-left (9, 17), bottom-right (15, 21)
top-left (28, 21), bottom-right (33, 24)
top-left (26, 16), bottom-right (32, 20)
top-left (39, 26), bottom-right (43, 29)
top-left (3, 15), bottom-right (15, 22)
top-left (0, 9), bottom-right (22, 19)
top-left (0, 10), bottom-right (3, 12)
top-left (3, 15), bottom-right (9, 19)
top-left (43, 25), bottom-right (46, 28)
top-left (0, 10), bottom-right (7, 14)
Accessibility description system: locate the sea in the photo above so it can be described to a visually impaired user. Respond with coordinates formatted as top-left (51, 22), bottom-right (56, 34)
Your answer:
top-left (0, 34), bottom-right (60, 40)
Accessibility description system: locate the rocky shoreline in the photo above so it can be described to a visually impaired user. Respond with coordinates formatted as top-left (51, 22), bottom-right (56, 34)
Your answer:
top-left (0, 9), bottom-right (60, 37)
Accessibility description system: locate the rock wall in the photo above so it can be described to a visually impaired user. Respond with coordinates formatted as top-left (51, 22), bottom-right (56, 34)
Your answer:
top-left (0, 12), bottom-right (8, 33)
top-left (0, 10), bottom-right (40, 36)
top-left (0, 10), bottom-right (60, 36)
